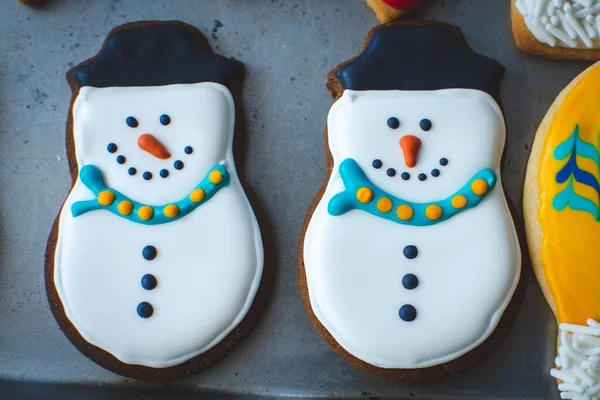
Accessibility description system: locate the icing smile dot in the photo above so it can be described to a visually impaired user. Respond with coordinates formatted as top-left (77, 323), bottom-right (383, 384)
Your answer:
top-left (160, 169), bottom-right (169, 178)
top-left (137, 301), bottom-right (153, 318)
top-left (418, 173), bottom-right (427, 181)
top-left (107, 143), bottom-right (117, 153)
top-left (141, 274), bottom-right (157, 290)
top-left (377, 197), bottom-right (393, 213)
top-left (399, 304), bottom-right (417, 322)
top-left (117, 155), bottom-right (126, 164)
top-left (403, 245), bottom-right (418, 259)
top-left (184, 146), bottom-right (194, 155)
top-left (128, 167), bottom-right (137, 176)
top-left (401, 172), bottom-right (410, 181)
top-left (386, 168), bottom-right (396, 177)
top-left (174, 160), bottom-right (184, 170)
top-left (396, 204), bottom-right (414, 221)
top-left (440, 158), bottom-right (448, 166)
top-left (142, 245), bottom-right (157, 261)
top-left (143, 171), bottom-right (153, 181)
top-left (356, 187), bottom-right (374, 204)
top-left (471, 179), bottom-right (489, 196)
top-left (431, 169), bottom-right (440, 177)
top-left (372, 159), bottom-right (382, 169)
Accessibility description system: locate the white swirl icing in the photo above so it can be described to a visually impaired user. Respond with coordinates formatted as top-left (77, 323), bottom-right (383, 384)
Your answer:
top-left (516, 0), bottom-right (600, 48)
top-left (552, 319), bottom-right (600, 399)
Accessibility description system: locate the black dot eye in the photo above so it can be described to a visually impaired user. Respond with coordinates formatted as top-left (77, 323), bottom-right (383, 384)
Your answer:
top-left (160, 114), bottom-right (171, 126)
top-left (420, 119), bottom-right (432, 131)
top-left (126, 116), bottom-right (139, 128)
top-left (387, 117), bottom-right (400, 129)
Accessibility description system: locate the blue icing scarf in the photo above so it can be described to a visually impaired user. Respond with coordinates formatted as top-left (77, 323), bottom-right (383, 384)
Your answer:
top-left (328, 158), bottom-right (497, 226)
top-left (72, 163), bottom-right (230, 225)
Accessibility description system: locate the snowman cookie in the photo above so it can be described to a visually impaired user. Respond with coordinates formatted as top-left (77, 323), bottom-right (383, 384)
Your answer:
top-left (299, 21), bottom-right (522, 381)
top-left (45, 21), bottom-right (265, 380)
top-left (512, 0), bottom-right (600, 59)
top-left (524, 61), bottom-right (600, 399)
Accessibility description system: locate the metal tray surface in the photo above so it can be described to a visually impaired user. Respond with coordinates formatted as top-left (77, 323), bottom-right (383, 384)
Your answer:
top-left (0, 0), bottom-right (592, 399)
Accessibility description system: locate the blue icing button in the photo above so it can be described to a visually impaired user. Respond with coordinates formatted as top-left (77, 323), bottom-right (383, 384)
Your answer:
top-left (141, 274), bottom-right (157, 290)
top-left (399, 304), bottom-right (417, 322)
top-left (137, 302), bottom-right (153, 318)
top-left (403, 245), bottom-right (418, 259)
top-left (402, 274), bottom-right (419, 290)
top-left (142, 245), bottom-right (157, 261)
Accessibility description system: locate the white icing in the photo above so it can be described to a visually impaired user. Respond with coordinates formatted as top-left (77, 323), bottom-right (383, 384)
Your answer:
top-left (303, 89), bottom-right (521, 369)
top-left (54, 82), bottom-right (264, 368)
top-left (517, 0), bottom-right (600, 48)
top-left (552, 320), bottom-right (600, 400)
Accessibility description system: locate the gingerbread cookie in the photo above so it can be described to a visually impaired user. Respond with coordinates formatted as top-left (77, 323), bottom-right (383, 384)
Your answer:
top-left (365, 0), bottom-right (427, 23)
top-left (299, 21), bottom-right (522, 381)
top-left (512, 0), bottom-right (600, 59)
top-left (524, 61), bottom-right (600, 398)
top-left (45, 21), bottom-right (265, 381)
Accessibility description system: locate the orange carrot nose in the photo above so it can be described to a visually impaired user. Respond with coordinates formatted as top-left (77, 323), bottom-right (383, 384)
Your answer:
top-left (399, 135), bottom-right (422, 168)
top-left (137, 134), bottom-right (171, 160)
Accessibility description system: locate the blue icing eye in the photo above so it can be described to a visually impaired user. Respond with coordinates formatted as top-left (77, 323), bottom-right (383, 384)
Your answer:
top-left (420, 118), bottom-right (432, 131)
top-left (143, 171), bottom-right (153, 180)
top-left (160, 114), bottom-right (171, 126)
top-left (128, 167), bottom-right (137, 176)
top-left (126, 116), bottom-right (139, 128)
top-left (160, 169), bottom-right (169, 178)
top-left (387, 117), bottom-right (400, 129)
top-left (107, 143), bottom-right (117, 153)
top-left (184, 146), bottom-right (193, 155)
top-left (372, 159), bottom-right (382, 169)
top-left (137, 302), bottom-right (153, 318)
top-left (431, 169), bottom-right (440, 177)
top-left (386, 168), bottom-right (396, 177)
top-left (174, 160), bottom-right (184, 170)
top-left (116, 155), bottom-right (126, 164)
top-left (399, 304), bottom-right (417, 322)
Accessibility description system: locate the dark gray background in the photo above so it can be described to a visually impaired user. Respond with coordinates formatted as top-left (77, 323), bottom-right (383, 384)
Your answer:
top-left (0, 0), bottom-right (592, 399)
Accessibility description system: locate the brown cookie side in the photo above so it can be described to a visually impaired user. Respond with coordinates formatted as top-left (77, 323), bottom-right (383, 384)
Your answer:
top-left (45, 20), bottom-right (272, 382)
top-left (511, 0), bottom-right (600, 60)
top-left (18, 0), bottom-right (47, 7)
top-left (299, 20), bottom-right (525, 383)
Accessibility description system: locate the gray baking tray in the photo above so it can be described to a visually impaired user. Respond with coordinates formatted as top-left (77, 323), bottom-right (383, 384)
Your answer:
top-left (0, 0), bottom-right (593, 398)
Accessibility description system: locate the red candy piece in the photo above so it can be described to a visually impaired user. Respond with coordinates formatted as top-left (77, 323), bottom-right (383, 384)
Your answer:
top-left (381, 0), bottom-right (426, 11)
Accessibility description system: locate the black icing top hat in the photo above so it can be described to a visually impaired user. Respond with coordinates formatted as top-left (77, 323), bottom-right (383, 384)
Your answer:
top-left (334, 22), bottom-right (505, 102)
top-left (71, 22), bottom-right (243, 88)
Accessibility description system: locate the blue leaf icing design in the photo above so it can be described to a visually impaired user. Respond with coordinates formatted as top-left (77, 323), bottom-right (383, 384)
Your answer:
top-left (552, 124), bottom-right (600, 220)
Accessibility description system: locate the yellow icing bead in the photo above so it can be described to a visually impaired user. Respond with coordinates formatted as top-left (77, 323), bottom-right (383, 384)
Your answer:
top-left (377, 197), bottom-right (393, 213)
top-left (138, 206), bottom-right (154, 221)
top-left (98, 190), bottom-right (115, 206)
top-left (471, 179), bottom-right (489, 196)
top-left (209, 170), bottom-right (223, 184)
top-left (117, 200), bottom-right (133, 215)
top-left (163, 204), bottom-right (180, 218)
top-left (356, 187), bottom-right (374, 204)
top-left (190, 188), bottom-right (206, 203)
top-left (396, 204), bottom-right (414, 221)
top-left (425, 204), bottom-right (443, 220)
top-left (451, 195), bottom-right (467, 209)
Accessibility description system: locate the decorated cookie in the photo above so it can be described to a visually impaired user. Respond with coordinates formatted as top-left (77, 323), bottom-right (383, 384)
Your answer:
top-left (524, 61), bottom-right (600, 398)
top-left (299, 21), bottom-right (522, 381)
top-left (45, 21), bottom-right (265, 381)
top-left (365, 0), bottom-right (427, 23)
top-left (512, 0), bottom-right (600, 59)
